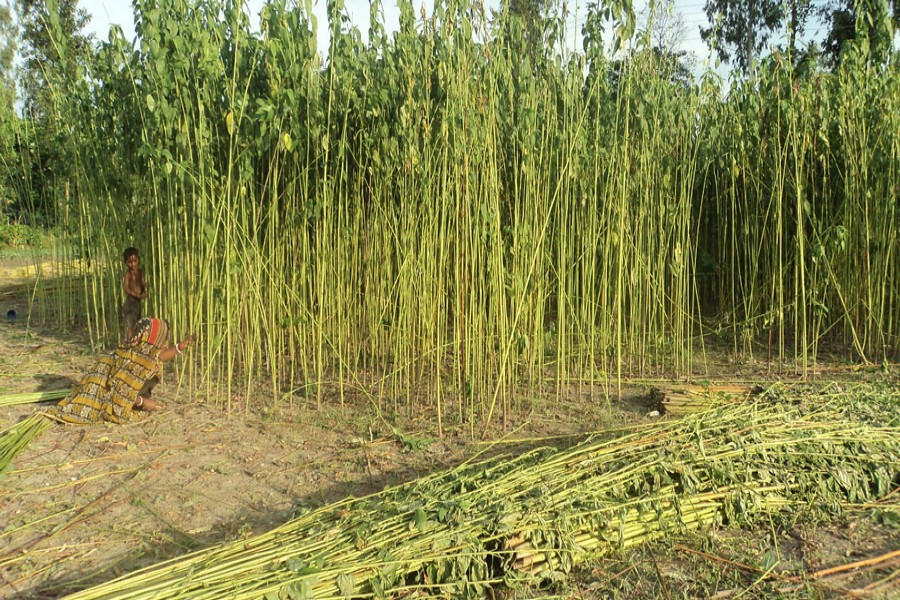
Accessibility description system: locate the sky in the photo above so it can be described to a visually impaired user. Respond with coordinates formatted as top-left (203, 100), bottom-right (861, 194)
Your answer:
top-left (77, 1), bottom-right (898, 74)
top-left (78, 0), bottom-right (719, 65)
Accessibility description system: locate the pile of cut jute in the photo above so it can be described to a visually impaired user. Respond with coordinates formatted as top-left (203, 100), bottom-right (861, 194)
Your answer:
top-left (650, 383), bottom-right (760, 416)
top-left (54, 384), bottom-right (900, 599)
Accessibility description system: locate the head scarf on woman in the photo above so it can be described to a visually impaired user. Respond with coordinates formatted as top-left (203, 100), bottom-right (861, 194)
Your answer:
top-left (46, 318), bottom-right (170, 424)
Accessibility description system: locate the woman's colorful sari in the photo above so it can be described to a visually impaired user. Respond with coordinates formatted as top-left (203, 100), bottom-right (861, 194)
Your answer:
top-left (45, 318), bottom-right (169, 424)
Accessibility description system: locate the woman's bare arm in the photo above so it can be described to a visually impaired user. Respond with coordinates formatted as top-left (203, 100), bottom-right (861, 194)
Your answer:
top-left (160, 334), bottom-right (197, 362)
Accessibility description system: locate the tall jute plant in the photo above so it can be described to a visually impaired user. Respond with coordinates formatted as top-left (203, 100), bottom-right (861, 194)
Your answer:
top-left (30, 0), bottom-right (900, 424)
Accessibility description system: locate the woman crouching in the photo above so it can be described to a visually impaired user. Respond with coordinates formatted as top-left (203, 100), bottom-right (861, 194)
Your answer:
top-left (47, 318), bottom-right (195, 424)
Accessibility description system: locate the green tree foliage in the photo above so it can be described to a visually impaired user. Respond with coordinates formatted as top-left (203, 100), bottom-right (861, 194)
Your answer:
top-left (823, 0), bottom-right (899, 67)
top-left (508, 0), bottom-right (549, 61)
top-left (0, 2), bottom-right (15, 112)
top-left (785, 0), bottom-right (816, 57)
top-left (0, 2), bottom-right (19, 221)
top-left (701, 0), bottom-right (785, 74)
top-left (17, 0), bottom-right (93, 117)
top-left (14, 0), bottom-right (94, 225)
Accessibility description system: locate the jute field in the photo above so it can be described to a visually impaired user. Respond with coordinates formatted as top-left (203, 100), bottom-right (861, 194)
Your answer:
top-left (2, 0), bottom-right (899, 597)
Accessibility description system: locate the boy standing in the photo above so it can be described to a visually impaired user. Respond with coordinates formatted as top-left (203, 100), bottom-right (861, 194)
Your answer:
top-left (120, 247), bottom-right (148, 338)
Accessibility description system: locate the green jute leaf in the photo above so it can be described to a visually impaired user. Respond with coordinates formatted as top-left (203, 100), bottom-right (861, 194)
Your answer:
top-left (371, 577), bottom-right (385, 600)
top-left (874, 510), bottom-right (900, 527)
top-left (413, 507), bottom-right (427, 531)
top-left (285, 559), bottom-right (307, 572)
top-left (833, 466), bottom-right (852, 490)
top-left (336, 572), bottom-right (354, 597)
top-left (284, 580), bottom-right (313, 600)
top-left (759, 549), bottom-right (779, 571)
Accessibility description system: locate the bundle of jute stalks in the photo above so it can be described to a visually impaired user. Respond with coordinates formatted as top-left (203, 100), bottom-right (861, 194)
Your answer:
top-left (58, 384), bottom-right (899, 599)
top-left (0, 413), bottom-right (54, 475)
top-left (0, 389), bottom-right (70, 408)
top-left (651, 383), bottom-right (760, 415)
top-left (0, 390), bottom-right (71, 474)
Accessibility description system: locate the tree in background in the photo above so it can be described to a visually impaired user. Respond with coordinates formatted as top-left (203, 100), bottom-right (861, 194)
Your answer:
top-left (785, 0), bottom-right (816, 60)
top-left (14, 0), bottom-right (94, 225)
top-left (0, 1), bottom-right (15, 112)
top-left (0, 1), bottom-right (19, 222)
top-left (17, 0), bottom-right (93, 117)
top-left (700, 0), bottom-right (787, 75)
top-left (509, 0), bottom-right (551, 62)
top-left (645, 0), bottom-right (687, 53)
top-left (822, 0), bottom-right (899, 67)
top-left (643, 0), bottom-right (694, 87)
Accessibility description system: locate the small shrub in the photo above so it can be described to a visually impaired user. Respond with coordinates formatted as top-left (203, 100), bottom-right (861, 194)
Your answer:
top-left (0, 223), bottom-right (43, 248)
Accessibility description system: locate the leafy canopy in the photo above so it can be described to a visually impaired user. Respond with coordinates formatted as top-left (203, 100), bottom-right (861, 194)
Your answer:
top-left (17, 0), bottom-right (93, 118)
top-left (701, 0), bottom-right (786, 75)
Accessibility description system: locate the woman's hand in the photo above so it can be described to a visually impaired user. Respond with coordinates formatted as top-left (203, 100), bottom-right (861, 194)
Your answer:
top-left (178, 334), bottom-right (196, 351)
top-left (161, 334), bottom-right (197, 362)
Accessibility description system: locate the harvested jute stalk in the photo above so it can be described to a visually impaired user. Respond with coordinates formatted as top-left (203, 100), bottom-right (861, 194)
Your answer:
top-left (0, 413), bottom-right (54, 474)
top-left (54, 385), bottom-right (900, 600)
top-left (651, 384), bottom-right (761, 416)
top-left (0, 389), bottom-right (71, 408)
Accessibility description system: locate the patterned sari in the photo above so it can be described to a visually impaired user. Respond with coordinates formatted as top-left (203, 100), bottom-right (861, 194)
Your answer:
top-left (45, 318), bottom-right (169, 424)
